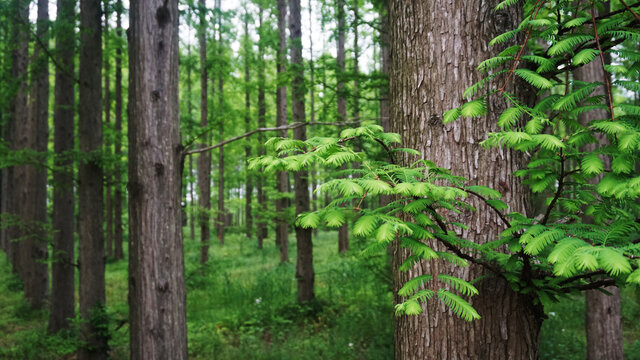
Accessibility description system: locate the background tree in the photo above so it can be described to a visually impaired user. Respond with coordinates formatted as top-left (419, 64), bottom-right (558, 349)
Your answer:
top-left (197, 0), bottom-right (211, 265)
top-left (276, 0), bottom-right (290, 262)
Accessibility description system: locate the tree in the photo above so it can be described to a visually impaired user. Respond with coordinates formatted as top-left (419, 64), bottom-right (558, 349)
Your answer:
top-left (243, 4), bottom-right (254, 240)
top-left (113, 0), bottom-right (124, 260)
top-left (215, 0), bottom-right (226, 246)
top-left (336, 0), bottom-right (349, 253)
top-left (276, 0), bottom-right (290, 262)
top-left (197, 0), bottom-right (211, 265)
top-left (104, 0), bottom-right (113, 258)
top-left (78, 0), bottom-right (106, 357)
top-left (49, 0), bottom-right (76, 333)
top-left (256, 3), bottom-right (268, 248)
top-left (387, 1), bottom-right (541, 358)
top-left (128, 0), bottom-right (188, 357)
top-left (289, 0), bottom-right (314, 303)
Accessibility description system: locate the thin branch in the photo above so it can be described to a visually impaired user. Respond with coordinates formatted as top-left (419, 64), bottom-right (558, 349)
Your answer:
top-left (498, 0), bottom-right (547, 93)
top-left (183, 121), bottom-right (361, 156)
top-left (560, 278), bottom-right (616, 292)
top-left (590, 1), bottom-right (616, 123)
top-left (456, 187), bottom-right (512, 228)
top-left (541, 150), bottom-right (565, 225)
top-left (558, 270), bottom-right (606, 286)
top-left (597, 0), bottom-right (640, 21)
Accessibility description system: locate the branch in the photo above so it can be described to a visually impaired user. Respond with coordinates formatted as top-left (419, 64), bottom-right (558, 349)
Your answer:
top-left (183, 121), bottom-right (361, 156)
top-left (558, 270), bottom-right (606, 286)
top-left (590, 1), bottom-right (616, 123)
top-left (456, 186), bottom-right (512, 228)
top-left (560, 278), bottom-right (616, 292)
top-left (541, 150), bottom-right (565, 225)
top-left (598, 0), bottom-right (640, 22)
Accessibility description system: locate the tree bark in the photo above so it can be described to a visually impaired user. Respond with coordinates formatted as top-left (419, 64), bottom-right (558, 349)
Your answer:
top-left (574, 34), bottom-right (625, 360)
top-left (257, 6), bottom-right (268, 249)
top-left (197, 0), bottom-right (211, 264)
top-left (276, 0), bottom-right (290, 262)
top-left (389, 1), bottom-right (541, 359)
top-left (243, 8), bottom-right (253, 240)
top-left (113, 0), bottom-right (124, 260)
top-left (128, 0), bottom-right (188, 357)
top-left (49, 0), bottom-right (76, 333)
top-left (336, 0), bottom-right (349, 253)
top-left (78, 0), bottom-right (106, 357)
top-left (290, 0), bottom-right (314, 303)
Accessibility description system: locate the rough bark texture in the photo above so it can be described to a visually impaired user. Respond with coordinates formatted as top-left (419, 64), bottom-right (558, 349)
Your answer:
top-left (389, 1), bottom-right (541, 359)
top-left (113, 0), bottom-right (124, 260)
top-left (49, 0), bottom-right (76, 333)
top-left (290, 0), bottom-right (314, 303)
top-left (575, 47), bottom-right (625, 360)
top-left (243, 9), bottom-right (253, 240)
top-left (197, 0), bottom-right (211, 265)
top-left (128, 0), bottom-right (188, 357)
top-left (336, 0), bottom-right (349, 253)
top-left (78, 0), bottom-right (106, 358)
top-left (276, 0), bottom-right (290, 262)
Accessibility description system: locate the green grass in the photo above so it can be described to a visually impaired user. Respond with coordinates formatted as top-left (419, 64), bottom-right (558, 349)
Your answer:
top-left (2, 226), bottom-right (640, 359)
top-left (0, 228), bottom-right (394, 359)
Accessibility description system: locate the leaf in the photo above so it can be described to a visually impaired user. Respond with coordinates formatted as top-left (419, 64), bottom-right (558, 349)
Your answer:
top-left (437, 289), bottom-right (481, 321)
top-left (598, 247), bottom-right (632, 276)
top-left (460, 100), bottom-right (488, 118)
top-left (514, 69), bottom-right (554, 90)
top-left (465, 185), bottom-right (502, 199)
top-left (438, 274), bottom-right (479, 296)
top-left (581, 153), bottom-right (604, 175)
top-left (548, 34), bottom-right (593, 56)
top-left (376, 222), bottom-right (397, 243)
top-left (359, 179), bottom-right (394, 195)
top-left (326, 151), bottom-right (356, 166)
top-left (398, 274), bottom-right (433, 296)
top-left (324, 209), bottom-right (346, 228)
top-left (443, 108), bottom-right (461, 124)
top-left (523, 228), bottom-right (564, 255)
top-left (498, 107), bottom-right (522, 129)
top-left (626, 268), bottom-right (640, 284)
top-left (296, 212), bottom-right (321, 229)
top-left (338, 180), bottom-right (365, 196)
top-left (531, 134), bottom-right (565, 150)
top-left (572, 48), bottom-right (600, 66)
top-left (353, 215), bottom-right (379, 237)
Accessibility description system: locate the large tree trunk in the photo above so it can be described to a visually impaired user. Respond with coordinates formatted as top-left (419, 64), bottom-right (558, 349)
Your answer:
top-left (389, 1), bottom-right (542, 359)
top-left (113, 0), bottom-right (124, 260)
top-left (243, 8), bottom-right (253, 240)
top-left (128, 0), bottom-right (188, 357)
top-left (49, 0), bottom-right (76, 333)
top-left (289, 0), bottom-right (314, 303)
top-left (197, 0), bottom-right (211, 265)
top-left (78, 0), bottom-right (106, 358)
top-left (574, 32), bottom-right (625, 360)
top-left (276, 0), bottom-right (290, 262)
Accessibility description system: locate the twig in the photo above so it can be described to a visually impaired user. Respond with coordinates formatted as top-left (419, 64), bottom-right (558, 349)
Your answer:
top-left (541, 150), bottom-right (565, 225)
top-left (498, 0), bottom-right (547, 93)
top-left (558, 270), bottom-right (606, 286)
top-left (183, 121), bottom-right (360, 156)
top-left (590, 1), bottom-right (616, 123)
top-left (600, 0), bottom-right (640, 22)
top-left (456, 186), bottom-right (512, 228)
top-left (560, 278), bottom-right (616, 292)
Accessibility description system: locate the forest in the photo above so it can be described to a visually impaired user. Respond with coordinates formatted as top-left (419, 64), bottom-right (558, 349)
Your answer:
top-left (1, 0), bottom-right (640, 359)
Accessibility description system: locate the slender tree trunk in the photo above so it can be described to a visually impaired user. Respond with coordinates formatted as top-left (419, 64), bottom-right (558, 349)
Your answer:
top-left (336, 0), bottom-right (349, 253)
top-left (257, 6), bottom-right (268, 249)
top-left (104, 1), bottom-right (114, 258)
top-left (186, 44), bottom-right (196, 242)
top-left (290, 0), bottom-right (314, 303)
top-left (574, 30), bottom-right (625, 360)
top-left (197, 0), bottom-right (211, 264)
top-left (276, 0), bottom-right (290, 261)
top-left (379, 0), bottom-right (389, 132)
top-left (49, 0), bottom-right (76, 333)
top-left (113, 0), bottom-right (124, 260)
top-left (22, 0), bottom-right (50, 309)
top-left (128, 0), bottom-right (188, 357)
top-left (78, 0), bottom-right (106, 357)
top-left (243, 8), bottom-right (253, 240)
top-left (308, 0), bottom-right (318, 238)
top-left (216, 0), bottom-right (225, 247)
top-left (389, 1), bottom-right (541, 359)
top-left (7, 0), bottom-right (29, 281)
top-left (352, 0), bottom-right (359, 121)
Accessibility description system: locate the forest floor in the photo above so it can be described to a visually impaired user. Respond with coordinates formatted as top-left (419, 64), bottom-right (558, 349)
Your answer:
top-left (0, 227), bottom-right (639, 359)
